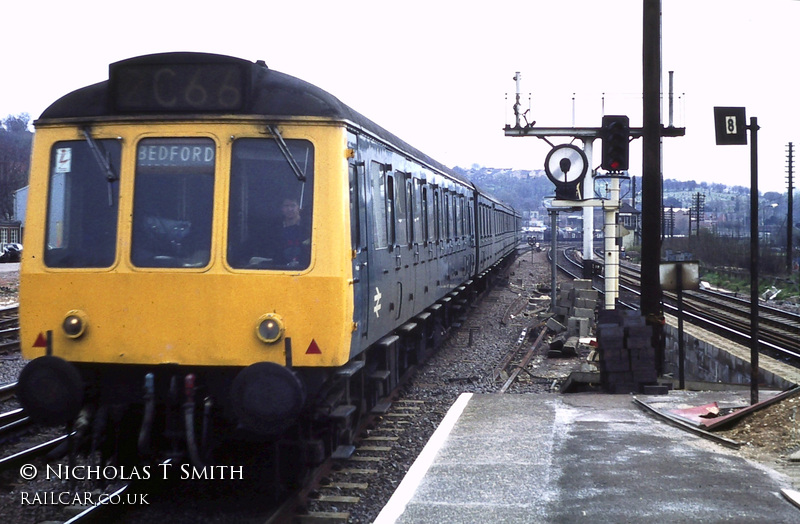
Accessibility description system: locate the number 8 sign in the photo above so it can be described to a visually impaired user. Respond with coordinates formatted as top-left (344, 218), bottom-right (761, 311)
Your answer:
top-left (714, 107), bottom-right (748, 145)
top-left (726, 116), bottom-right (737, 134)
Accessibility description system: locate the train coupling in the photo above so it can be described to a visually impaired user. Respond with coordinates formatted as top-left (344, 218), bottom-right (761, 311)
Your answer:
top-left (138, 372), bottom-right (213, 467)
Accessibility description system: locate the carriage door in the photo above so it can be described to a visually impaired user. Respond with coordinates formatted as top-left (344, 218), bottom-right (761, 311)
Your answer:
top-left (348, 133), bottom-right (370, 342)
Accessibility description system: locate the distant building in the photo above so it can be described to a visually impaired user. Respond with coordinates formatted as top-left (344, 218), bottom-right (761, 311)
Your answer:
top-left (5, 186), bottom-right (27, 248)
top-left (0, 220), bottom-right (21, 248)
top-left (618, 202), bottom-right (641, 232)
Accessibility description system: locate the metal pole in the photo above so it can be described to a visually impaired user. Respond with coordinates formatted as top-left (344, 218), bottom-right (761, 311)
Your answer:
top-left (551, 210), bottom-right (558, 311)
top-left (582, 138), bottom-right (595, 262)
top-left (668, 71), bottom-right (674, 128)
top-left (677, 264), bottom-right (685, 390)
top-left (749, 116), bottom-right (760, 405)
top-left (641, 0), bottom-right (663, 322)
top-left (788, 143), bottom-right (794, 274)
top-left (513, 72), bottom-right (522, 128)
top-left (603, 179), bottom-right (620, 310)
top-left (572, 93), bottom-right (576, 127)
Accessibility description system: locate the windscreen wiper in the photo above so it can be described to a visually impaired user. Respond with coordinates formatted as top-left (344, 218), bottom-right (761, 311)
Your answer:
top-left (267, 124), bottom-right (306, 182)
top-left (82, 127), bottom-right (118, 206)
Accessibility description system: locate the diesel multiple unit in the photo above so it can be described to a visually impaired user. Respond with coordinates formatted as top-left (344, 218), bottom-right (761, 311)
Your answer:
top-left (17, 53), bottom-right (519, 470)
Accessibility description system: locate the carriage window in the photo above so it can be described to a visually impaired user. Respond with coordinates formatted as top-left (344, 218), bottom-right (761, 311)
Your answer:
top-left (131, 138), bottom-right (215, 268)
top-left (349, 163), bottom-right (360, 250)
top-left (454, 195), bottom-right (462, 238)
top-left (413, 179), bottom-right (424, 243)
top-left (394, 171), bottom-right (408, 247)
top-left (45, 140), bottom-right (121, 268)
top-left (466, 199), bottom-right (473, 237)
top-left (227, 138), bottom-right (314, 269)
top-left (421, 184), bottom-right (430, 243)
top-left (386, 175), bottom-right (397, 246)
top-left (433, 189), bottom-right (442, 242)
top-left (371, 162), bottom-right (388, 250)
top-left (444, 192), bottom-right (451, 240)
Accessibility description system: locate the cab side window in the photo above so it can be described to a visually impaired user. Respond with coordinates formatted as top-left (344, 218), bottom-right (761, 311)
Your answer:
top-left (45, 140), bottom-right (121, 268)
top-left (227, 138), bottom-right (314, 270)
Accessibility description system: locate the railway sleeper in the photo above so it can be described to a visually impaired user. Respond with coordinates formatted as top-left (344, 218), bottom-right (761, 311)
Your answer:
top-left (316, 316), bottom-right (434, 461)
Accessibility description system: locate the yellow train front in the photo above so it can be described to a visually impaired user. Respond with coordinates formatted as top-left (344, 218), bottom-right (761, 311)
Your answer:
top-left (18, 52), bottom-right (518, 468)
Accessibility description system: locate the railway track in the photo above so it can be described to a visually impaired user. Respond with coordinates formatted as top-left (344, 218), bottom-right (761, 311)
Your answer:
top-left (0, 305), bottom-right (19, 354)
top-left (0, 433), bottom-right (72, 473)
top-left (0, 382), bottom-right (34, 443)
top-left (299, 398), bottom-right (426, 522)
top-left (0, 407), bottom-right (30, 438)
top-left (0, 380), bottom-right (17, 401)
top-left (559, 247), bottom-right (800, 366)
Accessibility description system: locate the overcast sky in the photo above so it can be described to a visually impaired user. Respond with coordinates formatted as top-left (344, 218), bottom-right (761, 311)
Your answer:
top-left (3, 1), bottom-right (798, 192)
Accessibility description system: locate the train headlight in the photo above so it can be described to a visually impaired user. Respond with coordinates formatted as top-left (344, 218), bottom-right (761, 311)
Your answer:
top-left (63, 310), bottom-right (88, 339)
top-left (256, 313), bottom-right (284, 344)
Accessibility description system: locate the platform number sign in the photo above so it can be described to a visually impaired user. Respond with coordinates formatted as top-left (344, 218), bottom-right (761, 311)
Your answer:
top-left (714, 107), bottom-right (747, 145)
top-left (725, 116), bottom-right (738, 134)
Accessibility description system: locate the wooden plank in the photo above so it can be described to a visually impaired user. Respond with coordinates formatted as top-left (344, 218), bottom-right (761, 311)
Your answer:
top-left (327, 482), bottom-right (368, 490)
top-left (316, 495), bottom-right (360, 504)
top-left (336, 468), bottom-right (378, 475)
top-left (298, 511), bottom-right (350, 523)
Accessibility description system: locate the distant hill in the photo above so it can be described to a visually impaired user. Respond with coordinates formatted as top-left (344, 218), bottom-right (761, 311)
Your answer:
top-left (453, 165), bottom-right (791, 222)
top-left (452, 166), bottom-right (553, 214)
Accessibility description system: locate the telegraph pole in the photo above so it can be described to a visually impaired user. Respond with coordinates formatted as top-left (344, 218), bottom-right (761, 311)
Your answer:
top-left (641, 0), bottom-right (663, 325)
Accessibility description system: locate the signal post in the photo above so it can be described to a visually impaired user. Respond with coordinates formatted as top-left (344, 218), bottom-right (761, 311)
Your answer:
top-left (505, 119), bottom-right (636, 310)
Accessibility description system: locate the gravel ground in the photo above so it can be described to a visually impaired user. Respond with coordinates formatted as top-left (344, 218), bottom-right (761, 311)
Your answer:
top-left (0, 263), bottom-right (22, 388)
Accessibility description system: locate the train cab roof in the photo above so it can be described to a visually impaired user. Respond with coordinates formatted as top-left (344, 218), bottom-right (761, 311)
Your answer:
top-left (37, 52), bottom-right (477, 191)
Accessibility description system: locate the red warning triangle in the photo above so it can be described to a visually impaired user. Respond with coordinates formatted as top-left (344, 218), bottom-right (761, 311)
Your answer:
top-left (33, 332), bottom-right (48, 348)
top-left (305, 339), bottom-right (322, 355)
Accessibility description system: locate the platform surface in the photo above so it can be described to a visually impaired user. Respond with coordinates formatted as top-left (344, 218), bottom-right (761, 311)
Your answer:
top-left (375, 392), bottom-right (799, 523)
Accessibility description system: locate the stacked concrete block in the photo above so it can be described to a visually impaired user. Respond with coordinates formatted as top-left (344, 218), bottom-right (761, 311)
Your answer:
top-left (627, 323), bottom-right (657, 385)
top-left (555, 281), bottom-right (574, 318)
top-left (596, 317), bottom-right (630, 392)
top-left (573, 296), bottom-right (598, 312)
top-left (567, 317), bottom-right (590, 338)
top-left (554, 279), bottom-right (599, 338)
top-left (596, 310), bottom-right (658, 393)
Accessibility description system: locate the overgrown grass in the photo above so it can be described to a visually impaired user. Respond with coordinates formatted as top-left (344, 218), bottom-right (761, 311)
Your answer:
top-left (625, 232), bottom-right (799, 299)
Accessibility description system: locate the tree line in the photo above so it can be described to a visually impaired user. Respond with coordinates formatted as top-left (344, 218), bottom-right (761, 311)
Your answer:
top-left (0, 114), bottom-right (32, 220)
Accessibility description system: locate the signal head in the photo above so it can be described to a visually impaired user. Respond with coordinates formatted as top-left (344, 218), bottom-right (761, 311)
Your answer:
top-left (601, 115), bottom-right (630, 172)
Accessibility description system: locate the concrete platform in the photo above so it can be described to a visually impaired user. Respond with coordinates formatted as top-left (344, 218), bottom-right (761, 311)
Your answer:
top-left (375, 392), bottom-right (800, 523)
